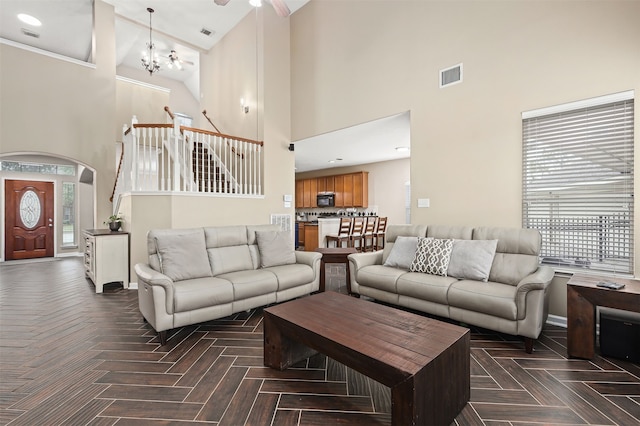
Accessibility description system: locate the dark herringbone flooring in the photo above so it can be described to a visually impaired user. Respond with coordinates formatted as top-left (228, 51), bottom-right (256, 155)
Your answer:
top-left (0, 258), bottom-right (639, 425)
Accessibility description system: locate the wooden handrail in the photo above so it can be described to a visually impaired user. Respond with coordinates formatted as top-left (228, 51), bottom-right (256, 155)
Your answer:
top-left (110, 142), bottom-right (125, 203)
top-left (130, 123), bottom-right (263, 146)
top-left (202, 110), bottom-right (221, 133)
top-left (164, 106), bottom-right (175, 120)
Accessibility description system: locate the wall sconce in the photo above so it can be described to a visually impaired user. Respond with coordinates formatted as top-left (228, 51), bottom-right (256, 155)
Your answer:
top-left (240, 98), bottom-right (249, 114)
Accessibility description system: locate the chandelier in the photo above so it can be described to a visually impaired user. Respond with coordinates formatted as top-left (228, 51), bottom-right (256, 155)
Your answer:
top-left (141, 7), bottom-right (160, 75)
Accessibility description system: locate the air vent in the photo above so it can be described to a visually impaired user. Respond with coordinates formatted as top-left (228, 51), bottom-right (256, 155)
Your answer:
top-left (440, 63), bottom-right (463, 88)
top-left (200, 28), bottom-right (214, 36)
top-left (21, 28), bottom-right (40, 38)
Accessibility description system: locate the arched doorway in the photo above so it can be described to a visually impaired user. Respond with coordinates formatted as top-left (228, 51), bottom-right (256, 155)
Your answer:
top-left (1, 153), bottom-right (96, 261)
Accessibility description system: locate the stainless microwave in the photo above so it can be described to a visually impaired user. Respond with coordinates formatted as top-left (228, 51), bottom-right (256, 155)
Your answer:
top-left (317, 192), bottom-right (335, 207)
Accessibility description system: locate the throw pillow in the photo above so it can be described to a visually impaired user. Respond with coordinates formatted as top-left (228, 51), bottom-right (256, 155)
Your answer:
top-left (410, 237), bottom-right (454, 276)
top-left (256, 230), bottom-right (296, 268)
top-left (155, 230), bottom-right (212, 282)
top-left (447, 239), bottom-right (498, 282)
top-left (383, 236), bottom-right (419, 270)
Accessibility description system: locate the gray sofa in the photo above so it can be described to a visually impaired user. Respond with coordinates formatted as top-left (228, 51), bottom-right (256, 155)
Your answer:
top-left (348, 224), bottom-right (554, 353)
top-left (135, 224), bottom-right (322, 344)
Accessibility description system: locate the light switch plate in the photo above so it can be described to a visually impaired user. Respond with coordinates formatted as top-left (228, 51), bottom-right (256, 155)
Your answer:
top-left (417, 198), bottom-right (430, 208)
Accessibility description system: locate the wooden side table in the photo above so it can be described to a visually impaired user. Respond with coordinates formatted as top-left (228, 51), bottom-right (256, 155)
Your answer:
top-left (315, 247), bottom-right (357, 294)
top-left (567, 274), bottom-right (640, 359)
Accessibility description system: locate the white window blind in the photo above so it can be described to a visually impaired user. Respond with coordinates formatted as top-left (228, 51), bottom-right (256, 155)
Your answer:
top-left (522, 93), bottom-right (634, 274)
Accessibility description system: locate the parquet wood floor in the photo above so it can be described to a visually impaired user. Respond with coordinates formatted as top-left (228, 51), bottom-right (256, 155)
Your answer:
top-left (1, 258), bottom-right (639, 425)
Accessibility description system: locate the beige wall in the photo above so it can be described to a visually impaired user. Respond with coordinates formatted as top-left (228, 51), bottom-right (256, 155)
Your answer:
top-left (0, 0), bottom-right (116, 229)
top-left (115, 66), bottom-right (199, 130)
top-left (290, 0), bottom-right (640, 317)
top-left (296, 158), bottom-right (410, 225)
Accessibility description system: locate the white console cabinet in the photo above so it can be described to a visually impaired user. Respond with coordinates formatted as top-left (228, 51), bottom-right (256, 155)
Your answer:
top-left (83, 229), bottom-right (129, 293)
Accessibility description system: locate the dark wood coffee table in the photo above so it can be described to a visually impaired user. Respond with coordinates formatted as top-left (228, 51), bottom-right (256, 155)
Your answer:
top-left (263, 292), bottom-right (470, 426)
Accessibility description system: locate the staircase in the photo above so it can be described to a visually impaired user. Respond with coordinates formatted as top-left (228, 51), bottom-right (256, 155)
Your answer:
top-left (192, 142), bottom-right (233, 193)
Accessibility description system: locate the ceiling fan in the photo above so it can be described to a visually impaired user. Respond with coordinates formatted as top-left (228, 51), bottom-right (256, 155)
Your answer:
top-left (214, 0), bottom-right (291, 18)
top-left (166, 49), bottom-right (194, 70)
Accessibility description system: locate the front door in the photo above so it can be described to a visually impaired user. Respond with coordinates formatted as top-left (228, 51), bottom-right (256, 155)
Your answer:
top-left (4, 180), bottom-right (55, 260)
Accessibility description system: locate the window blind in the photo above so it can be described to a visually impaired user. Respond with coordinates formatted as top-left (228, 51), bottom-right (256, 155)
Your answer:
top-left (522, 95), bottom-right (634, 274)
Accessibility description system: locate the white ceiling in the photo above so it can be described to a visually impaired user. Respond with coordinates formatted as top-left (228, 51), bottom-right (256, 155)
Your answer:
top-left (0, 0), bottom-right (411, 173)
top-left (294, 112), bottom-right (411, 173)
top-left (0, 0), bottom-right (308, 84)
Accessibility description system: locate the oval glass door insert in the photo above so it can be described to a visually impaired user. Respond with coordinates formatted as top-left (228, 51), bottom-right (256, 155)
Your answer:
top-left (20, 190), bottom-right (41, 229)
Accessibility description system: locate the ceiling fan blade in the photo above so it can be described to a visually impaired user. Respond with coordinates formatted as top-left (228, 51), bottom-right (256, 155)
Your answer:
top-left (270, 0), bottom-right (290, 17)
top-left (214, 0), bottom-right (231, 6)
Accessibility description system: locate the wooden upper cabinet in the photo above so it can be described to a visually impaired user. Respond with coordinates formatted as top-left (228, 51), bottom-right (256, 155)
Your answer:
top-left (334, 175), bottom-right (344, 207)
top-left (343, 174), bottom-right (354, 207)
top-left (310, 179), bottom-right (318, 207)
top-left (325, 176), bottom-right (335, 193)
top-left (317, 176), bottom-right (335, 194)
top-left (295, 180), bottom-right (304, 208)
top-left (296, 172), bottom-right (367, 208)
top-left (302, 179), bottom-right (312, 207)
top-left (317, 177), bottom-right (326, 193)
top-left (353, 172), bottom-right (368, 207)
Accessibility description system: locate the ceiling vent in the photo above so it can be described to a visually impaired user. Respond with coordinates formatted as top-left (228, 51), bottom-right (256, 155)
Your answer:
top-left (200, 28), bottom-right (214, 37)
top-left (440, 63), bottom-right (463, 88)
top-left (21, 28), bottom-right (40, 38)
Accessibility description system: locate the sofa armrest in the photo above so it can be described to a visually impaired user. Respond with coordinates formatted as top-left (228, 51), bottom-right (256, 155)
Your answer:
top-left (348, 251), bottom-right (383, 270)
top-left (294, 251), bottom-right (323, 268)
top-left (515, 265), bottom-right (554, 319)
top-left (135, 263), bottom-right (175, 314)
top-left (516, 266), bottom-right (554, 293)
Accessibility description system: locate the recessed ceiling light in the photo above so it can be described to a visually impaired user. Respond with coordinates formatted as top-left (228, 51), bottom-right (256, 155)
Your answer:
top-left (395, 146), bottom-right (410, 152)
top-left (18, 13), bottom-right (42, 27)
top-left (328, 160), bottom-right (335, 164)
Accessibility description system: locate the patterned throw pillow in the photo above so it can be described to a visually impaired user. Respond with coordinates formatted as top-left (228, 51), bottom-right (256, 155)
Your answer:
top-left (410, 237), bottom-right (454, 276)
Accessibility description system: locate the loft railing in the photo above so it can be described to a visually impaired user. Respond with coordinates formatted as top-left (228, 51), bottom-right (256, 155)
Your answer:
top-left (112, 115), bottom-right (263, 207)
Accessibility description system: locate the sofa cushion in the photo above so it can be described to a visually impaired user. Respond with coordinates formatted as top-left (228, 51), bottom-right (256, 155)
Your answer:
top-left (173, 276), bottom-right (233, 313)
top-left (218, 270), bottom-right (278, 299)
top-left (256, 230), bottom-right (296, 268)
top-left (356, 265), bottom-right (407, 293)
top-left (155, 229), bottom-right (212, 282)
top-left (396, 272), bottom-right (457, 305)
top-left (447, 239), bottom-right (498, 282)
top-left (447, 280), bottom-right (517, 320)
top-left (383, 236), bottom-right (419, 270)
top-left (410, 237), bottom-right (454, 276)
top-left (473, 227), bottom-right (541, 286)
top-left (265, 263), bottom-right (315, 291)
top-left (208, 245), bottom-right (255, 276)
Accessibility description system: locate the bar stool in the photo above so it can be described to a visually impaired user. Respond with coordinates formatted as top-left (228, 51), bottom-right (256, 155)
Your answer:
top-left (361, 216), bottom-right (378, 252)
top-left (374, 217), bottom-right (388, 250)
top-left (349, 216), bottom-right (366, 251)
top-left (325, 217), bottom-right (352, 248)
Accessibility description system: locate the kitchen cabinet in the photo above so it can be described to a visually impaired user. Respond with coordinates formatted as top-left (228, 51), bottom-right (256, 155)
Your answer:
top-left (317, 176), bottom-right (335, 193)
top-left (334, 175), bottom-right (344, 207)
top-left (295, 180), bottom-right (304, 208)
top-left (304, 224), bottom-right (319, 251)
top-left (295, 172), bottom-right (367, 208)
top-left (83, 229), bottom-right (129, 293)
top-left (298, 222), bottom-right (305, 246)
top-left (301, 179), bottom-right (318, 208)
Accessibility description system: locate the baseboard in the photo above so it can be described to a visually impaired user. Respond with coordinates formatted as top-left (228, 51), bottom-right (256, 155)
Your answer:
top-left (546, 314), bottom-right (567, 328)
top-left (128, 282), bottom-right (138, 290)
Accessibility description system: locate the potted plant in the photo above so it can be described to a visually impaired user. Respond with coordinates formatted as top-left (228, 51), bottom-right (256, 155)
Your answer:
top-left (105, 213), bottom-right (124, 232)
